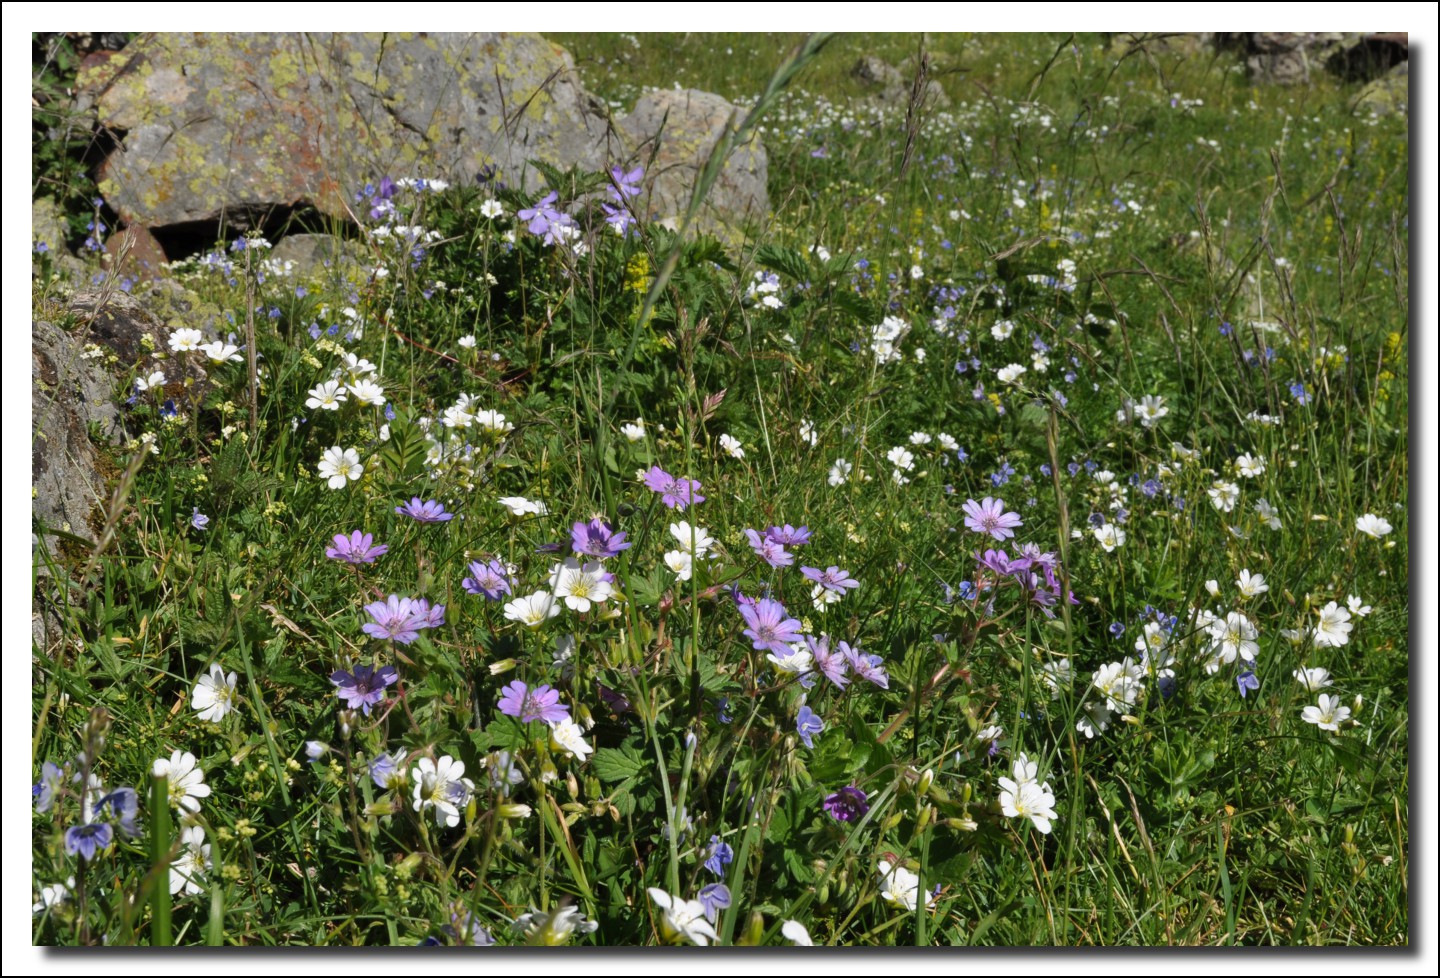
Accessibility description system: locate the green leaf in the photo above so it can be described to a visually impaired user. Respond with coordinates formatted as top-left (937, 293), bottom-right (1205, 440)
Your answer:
top-left (593, 746), bottom-right (647, 784)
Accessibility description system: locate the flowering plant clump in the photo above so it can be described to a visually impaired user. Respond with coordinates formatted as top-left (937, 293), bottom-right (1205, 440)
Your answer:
top-left (34, 47), bottom-right (1407, 948)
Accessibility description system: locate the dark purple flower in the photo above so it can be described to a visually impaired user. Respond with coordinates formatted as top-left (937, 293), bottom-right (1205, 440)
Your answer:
top-left (823, 785), bottom-right (869, 822)
top-left (796, 705), bottom-right (823, 748)
top-left (739, 597), bottom-right (804, 656)
top-left (571, 518), bottom-right (632, 559)
top-left (765, 524), bottom-right (811, 547)
top-left (642, 466), bottom-right (705, 511)
top-left (745, 528), bottom-right (793, 568)
top-left (65, 822), bottom-right (113, 861)
top-left (497, 681), bottom-right (570, 724)
top-left (396, 497), bottom-right (454, 523)
top-left (330, 664), bottom-right (399, 715)
top-left (327, 531), bottom-right (389, 564)
top-left (807, 634), bottom-right (850, 689)
top-left (799, 565), bottom-right (860, 594)
top-left (963, 497), bottom-right (1023, 541)
top-left (841, 641), bottom-right (889, 689)
top-left (462, 558), bottom-right (512, 600)
top-left (697, 882), bottom-right (731, 924)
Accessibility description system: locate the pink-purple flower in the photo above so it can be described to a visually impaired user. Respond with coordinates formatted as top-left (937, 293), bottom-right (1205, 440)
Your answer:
top-left (642, 466), bottom-right (705, 511)
top-left (963, 496), bottom-right (1024, 541)
top-left (745, 528), bottom-right (794, 568)
top-left (362, 595), bottom-right (443, 645)
top-left (765, 524), bottom-right (811, 547)
top-left (571, 518), bottom-right (632, 559)
top-left (326, 531), bottom-right (388, 564)
top-left (800, 565), bottom-right (860, 594)
top-left (396, 497), bottom-right (454, 523)
top-left (807, 634), bottom-right (851, 689)
top-left (497, 681), bottom-right (570, 724)
top-left (841, 641), bottom-right (889, 689)
top-left (739, 597), bottom-right (804, 656)
top-left (462, 558), bottom-right (512, 600)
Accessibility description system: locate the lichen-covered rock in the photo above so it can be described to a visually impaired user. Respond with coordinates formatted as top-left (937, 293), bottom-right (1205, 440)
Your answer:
top-left (851, 55), bottom-right (950, 111)
top-left (617, 88), bottom-right (768, 236)
top-left (269, 233), bottom-right (365, 277)
top-left (80, 32), bottom-right (612, 230)
top-left (1351, 61), bottom-right (1409, 117)
top-left (1238, 32), bottom-right (1361, 85)
top-left (69, 289), bottom-right (211, 408)
top-left (32, 318), bottom-right (121, 546)
top-left (32, 197), bottom-right (90, 279)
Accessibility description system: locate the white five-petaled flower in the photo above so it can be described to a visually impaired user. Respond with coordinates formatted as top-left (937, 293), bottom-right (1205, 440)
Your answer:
top-left (647, 888), bottom-right (719, 945)
top-left (828, 459), bottom-right (853, 487)
top-left (1136, 394), bottom-right (1168, 427)
top-left (1209, 611), bottom-right (1260, 666)
top-left (1092, 523), bottom-right (1125, 552)
top-left (191, 663), bottom-right (238, 723)
top-left (663, 550), bottom-right (694, 581)
top-left (997, 363), bottom-right (1028, 385)
top-left (411, 755), bottom-right (474, 828)
top-left (168, 328), bottom-right (204, 352)
top-left (877, 859), bottom-right (933, 912)
top-left (152, 750), bottom-right (211, 815)
top-left (497, 495), bottom-right (547, 517)
top-left (305, 380), bottom-right (348, 411)
top-left (998, 776), bottom-right (1058, 834)
top-left (1208, 481), bottom-right (1241, 513)
top-left (1355, 513), bottom-right (1393, 539)
top-left (200, 340), bottom-right (244, 364)
top-left (169, 826), bottom-right (210, 896)
top-left (669, 521), bottom-right (715, 557)
top-left (719, 433), bottom-right (745, 459)
top-left (1236, 569), bottom-right (1269, 598)
top-left (1302, 693), bottom-right (1351, 733)
top-left (347, 378), bottom-right (386, 406)
top-left (549, 558), bottom-right (614, 613)
top-left (886, 446), bottom-right (915, 471)
top-left (548, 719), bottom-right (593, 761)
top-left (1312, 601), bottom-right (1352, 648)
top-left (135, 369), bottom-right (167, 391)
top-left (1293, 666), bottom-right (1332, 691)
top-left (503, 591), bottom-right (562, 628)
top-left (480, 199), bottom-right (504, 219)
top-left (1235, 452), bottom-right (1266, 478)
top-left (620, 420), bottom-right (646, 442)
top-left (317, 446), bottom-right (364, 489)
top-left (781, 920), bottom-right (815, 945)
top-left (1347, 595), bottom-right (1372, 618)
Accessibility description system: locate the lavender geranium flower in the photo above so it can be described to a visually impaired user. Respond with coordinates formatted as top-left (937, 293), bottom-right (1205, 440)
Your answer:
top-left (326, 531), bottom-right (388, 564)
top-left (65, 822), bottom-right (113, 861)
top-left (408, 598), bottom-right (446, 630)
top-left (330, 664), bottom-right (399, 715)
top-left (739, 597), bottom-right (804, 656)
top-left (807, 634), bottom-right (851, 689)
top-left (800, 565), bottom-right (860, 594)
top-left (796, 705), bottom-right (824, 749)
top-left (642, 466), bottom-right (705, 511)
top-left (362, 595), bottom-right (425, 644)
top-left (497, 681), bottom-right (570, 724)
top-left (963, 496), bottom-right (1024, 541)
top-left (840, 641), bottom-right (889, 689)
top-left (462, 558), bottom-right (512, 600)
top-left (745, 528), bottom-right (794, 568)
top-left (571, 518), bottom-right (632, 559)
top-left (395, 497), bottom-right (454, 523)
top-left (823, 785), bottom-right (869, 822)
top-left (765, 524), bottom-right (811, 547)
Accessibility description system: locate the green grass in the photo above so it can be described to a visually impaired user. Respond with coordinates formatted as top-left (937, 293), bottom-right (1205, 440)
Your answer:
top-left (31, 32), bottom-right (1408, 947)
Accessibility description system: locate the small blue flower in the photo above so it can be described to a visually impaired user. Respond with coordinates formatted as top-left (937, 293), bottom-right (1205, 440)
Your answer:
top-left (1109, 622), bottom-right (1125, 637)
top-left (697, 882), bottom-right (731, 924)
top-left (796, 705), bottom-right (823, 749)
top-left (1236, 670), bottom-right (1259, 699)
top-left (190, 508), bottom-right (210, 531)
top-left (65, 822), bottom-right (114, 861)
top-left (703, 835), bottom-right (733, 877)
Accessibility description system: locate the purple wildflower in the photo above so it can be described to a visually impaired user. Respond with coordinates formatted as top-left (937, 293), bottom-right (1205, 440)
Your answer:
top-left (571, 518), bottom-right (632, 559)
top-left (800, 565), bottom-right (860, 594)
top-left (33, 761), bottom-right (64, 813)
top-left (703, 835), bottom-right (734, 876)
top-left (823, 785), bottom-right (869, 822)
top-left (609, 164), bottom-right (643, 200)
top-left (190, 508), bottom-right (210, 531)
top-left (697, 882), bottom-right (731, 924)
top-left (395, 497), bottom-right (454, 523)
top-left (330, 664), bottom-right (399, 715)
top-left (765, 524), bottom-right (811, 547)
top-left (326, 531), bottom-right (389, 564)
top-left (1236, 670), bottom-right (1260, 699)
top-left (462, 558), bottom-right (512, 600)
top-left (363, 595), bottom-right (424, 644)
top-left (497, 681), bottom-right (570, 724)
top-left (745, 528), bottom-right (794, 568)
top-left (796, 705), bottom-right (824, 748)
top-left (408, 598), bottom-right (446, 630)
top-left (92, 787), bottom-right (141, 839)
top-left (840, 641), bottom-right (889, 689)
top-left (65, 822), bottom-right (113, 861)
top-left (807, 634), bottom-right (851, 689)
top-left (739, 597), bottom-right (805, 656)
top-left (517, 191), bottom-right (562, 236)
top-left (963, 497), bottom-right (1024, 541)
top-left (642, 466), bottom-right (705, 511)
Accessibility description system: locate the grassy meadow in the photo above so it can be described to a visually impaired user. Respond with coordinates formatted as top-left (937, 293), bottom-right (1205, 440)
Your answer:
top-left (29, 32), bottom-right (1411, 947)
